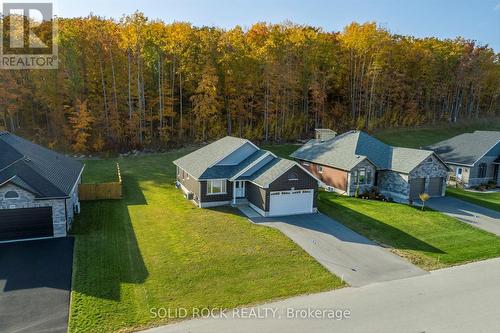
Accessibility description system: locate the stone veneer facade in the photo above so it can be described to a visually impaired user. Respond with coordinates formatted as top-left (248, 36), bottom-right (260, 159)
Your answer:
top-left (379, 154), bottom-right (448, 202)
top-left (0, 177), bottom-right (81, 238)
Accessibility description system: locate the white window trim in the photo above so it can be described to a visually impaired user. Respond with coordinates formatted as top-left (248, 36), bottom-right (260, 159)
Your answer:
top-left (302, 161), bottom-right (310, 166)
top-left (317, 165), bottom-right (323, 174)
top-left (207, 179), bottom-right (227, 195)
top-left (358, 168), bottom-right (366, 184)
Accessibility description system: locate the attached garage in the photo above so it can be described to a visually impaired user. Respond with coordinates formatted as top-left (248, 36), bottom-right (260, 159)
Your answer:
top-left (428, 177), bottom-right (444, 197)
top-left (269, 189), bottom-right (314, 216)
top-left (0, 207), bottom-right (53, 242)
top-left (409, 178), bottom-right (425, 200)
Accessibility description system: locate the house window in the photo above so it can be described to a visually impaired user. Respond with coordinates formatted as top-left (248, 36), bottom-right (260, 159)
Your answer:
top-left (317, 165), bottom-right (323, 173)
top-left (478, 163), bottom-right (487, 178)
top-left (288, 172), bottom-right (299, 181)
top-left (358, 168), bottom-right (366, 184)
top-left (4, 191), bottom-right (19, 199)
top-left (366, 168), bottom-right (373, 184)
top-left (207, 180), bottom-right (226, 195)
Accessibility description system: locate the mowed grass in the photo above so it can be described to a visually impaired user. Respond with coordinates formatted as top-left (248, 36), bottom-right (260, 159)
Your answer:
top-left (447, 187), bottom-right (500, 212)
top-left (70, 152), bottom-right (342, 333)
top-left (374, 119), bottom-right (500, 148)
top-left (262, 143), bottom-right (302, 159)
top-left (318, 192), bottom-right (500, 270)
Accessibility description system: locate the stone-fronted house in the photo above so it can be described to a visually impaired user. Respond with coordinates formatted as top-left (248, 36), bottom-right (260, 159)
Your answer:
top-left (291, 130), bottom-right (450, 203)
top-left (426, 131), bottom-right (500, 188)
top-left (0, 132), bottom-right (84, 242)
top-left (173, 136), bottom-right (320, 217)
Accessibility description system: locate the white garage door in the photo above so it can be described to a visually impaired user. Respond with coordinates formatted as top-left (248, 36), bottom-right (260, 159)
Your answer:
top-left (268, 189), bottom-right (314, 216)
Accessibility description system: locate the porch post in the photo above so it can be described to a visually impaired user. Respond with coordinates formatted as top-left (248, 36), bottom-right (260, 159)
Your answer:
top-left (232, 181), bottom-right (237, 205)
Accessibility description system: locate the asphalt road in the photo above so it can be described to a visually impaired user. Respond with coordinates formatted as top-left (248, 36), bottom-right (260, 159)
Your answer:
top-left (426, 196), bottom-right (500, 236)
top-left (250, 213), bottom-right (426, 286)
top-left (144, 257), bottom-right (500, 333)
top-left (0, 237), bottom-right (74, 333)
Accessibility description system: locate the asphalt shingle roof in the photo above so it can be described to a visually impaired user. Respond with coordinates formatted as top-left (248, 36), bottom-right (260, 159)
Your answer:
top-left (426, 131), bottom-right (500, 166)
top-left (0, 131), bottom-right (84, 198)
top-left (291, 130), bottom-right (435, 173)
top-left (173, 136), bottom-right (256, 179)
top-left (247, 158), bottom-right (297, 187)
top-left (174, 136), bottom-right (311, 187)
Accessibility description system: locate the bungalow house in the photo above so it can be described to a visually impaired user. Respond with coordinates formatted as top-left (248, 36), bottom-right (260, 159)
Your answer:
top-left (291, 130), bottom-right (449, 203)
top-left (173, 136), bottom-right (320, 217)
top-left (0, 131), bottom-right (84, 242)
top-left (426, 131), bottom-right (500, 188)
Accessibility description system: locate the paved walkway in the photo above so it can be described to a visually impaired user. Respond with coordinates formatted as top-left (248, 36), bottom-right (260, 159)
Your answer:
top-left (239, 209), bottom-right (426, 287)
top-left (144, 258), bottom-right (500, 333)
top-left (425, 196), bottom-right (500, 236)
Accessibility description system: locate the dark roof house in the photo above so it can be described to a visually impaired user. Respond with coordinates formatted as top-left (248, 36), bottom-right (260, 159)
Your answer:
top-left (291, 130), bottom-right (449, 202)
top-left (174, 136), bottom-right (320, 217)
top-left (426, 131), bottom-right (500, 188)
top-left (0, 132), bottom-right (84, 242)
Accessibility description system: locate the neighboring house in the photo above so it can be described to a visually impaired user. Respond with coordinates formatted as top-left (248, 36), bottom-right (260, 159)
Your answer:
top-left (426, 131), bottom-right (500, 188)
top-left (173, 136), bottom-right (320, 217)
top-left (291, 130), bottom-right (450, 203)
top-left (0, 131), bottom-right (84, 242)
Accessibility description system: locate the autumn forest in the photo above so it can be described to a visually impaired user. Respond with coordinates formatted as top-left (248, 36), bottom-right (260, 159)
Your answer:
top-left (1, 13), bottom-right (499, 153)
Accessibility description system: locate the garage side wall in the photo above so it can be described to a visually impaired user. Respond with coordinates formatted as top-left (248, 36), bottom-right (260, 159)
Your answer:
top-left (246, 182), bottom-right (267, 211)
top-left (65, 175), bottom-right (82, 230)
top-left (378, 171), bottom-right (410, 202)
top-left (268, 165), bottom-right (318, 210)
top-left (0, 183), bottom-right (67, 237)
top-left (298, 160), bottom-right (348, 192)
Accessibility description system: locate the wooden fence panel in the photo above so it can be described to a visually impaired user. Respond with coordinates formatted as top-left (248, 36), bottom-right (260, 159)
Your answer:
top-left (79, 163), bottom-right (123, 201)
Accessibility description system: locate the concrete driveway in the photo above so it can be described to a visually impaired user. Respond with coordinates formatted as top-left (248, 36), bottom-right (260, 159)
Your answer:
top-left (247, 212), bottom-right (426, 287)
top-left (143, 258), bottom-right (500, 333)
top-left (0, 238), bottom-right (74, 333)
top-left (425, 196), bottom-right (500, 236)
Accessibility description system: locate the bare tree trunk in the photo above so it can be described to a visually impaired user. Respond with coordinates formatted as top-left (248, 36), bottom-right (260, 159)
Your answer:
top-left (179, 70), bottom-right (183, 139)
top-left (128, 48), bottom-right (133, 121)
top-left (98, 50), bottom-right (109, 134)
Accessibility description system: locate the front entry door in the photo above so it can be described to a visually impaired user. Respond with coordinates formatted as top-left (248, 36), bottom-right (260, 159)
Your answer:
top-left (235, 181), bottom-right (245, 198)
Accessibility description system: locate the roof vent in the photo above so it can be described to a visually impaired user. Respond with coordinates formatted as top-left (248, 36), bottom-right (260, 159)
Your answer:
top-left (24, 157), bottom-right (31, 162)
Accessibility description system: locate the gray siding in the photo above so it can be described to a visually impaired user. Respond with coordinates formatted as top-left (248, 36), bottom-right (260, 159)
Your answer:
top-left (176, 167), bottom-right (201, 202)
top-left (246, 182), bottom-right (267, 210)
top-left (347, 159), bottom-right (376, 196)
top-left (468, 156), bottom-right (499, 187)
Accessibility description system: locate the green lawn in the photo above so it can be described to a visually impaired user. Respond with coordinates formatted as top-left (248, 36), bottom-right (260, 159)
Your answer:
top-left (81, 160), bottom-right (121, 183)
top-left (318, 192), bottom-right (500, 270)
top-left (70, 152), bottom-right (342, 333)
top-left (374, 119), bottom-right (500, 148)
top-left (262, 143), bottom-right (301, 159)
top-left (447, 187), bottom-right (500, 212)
